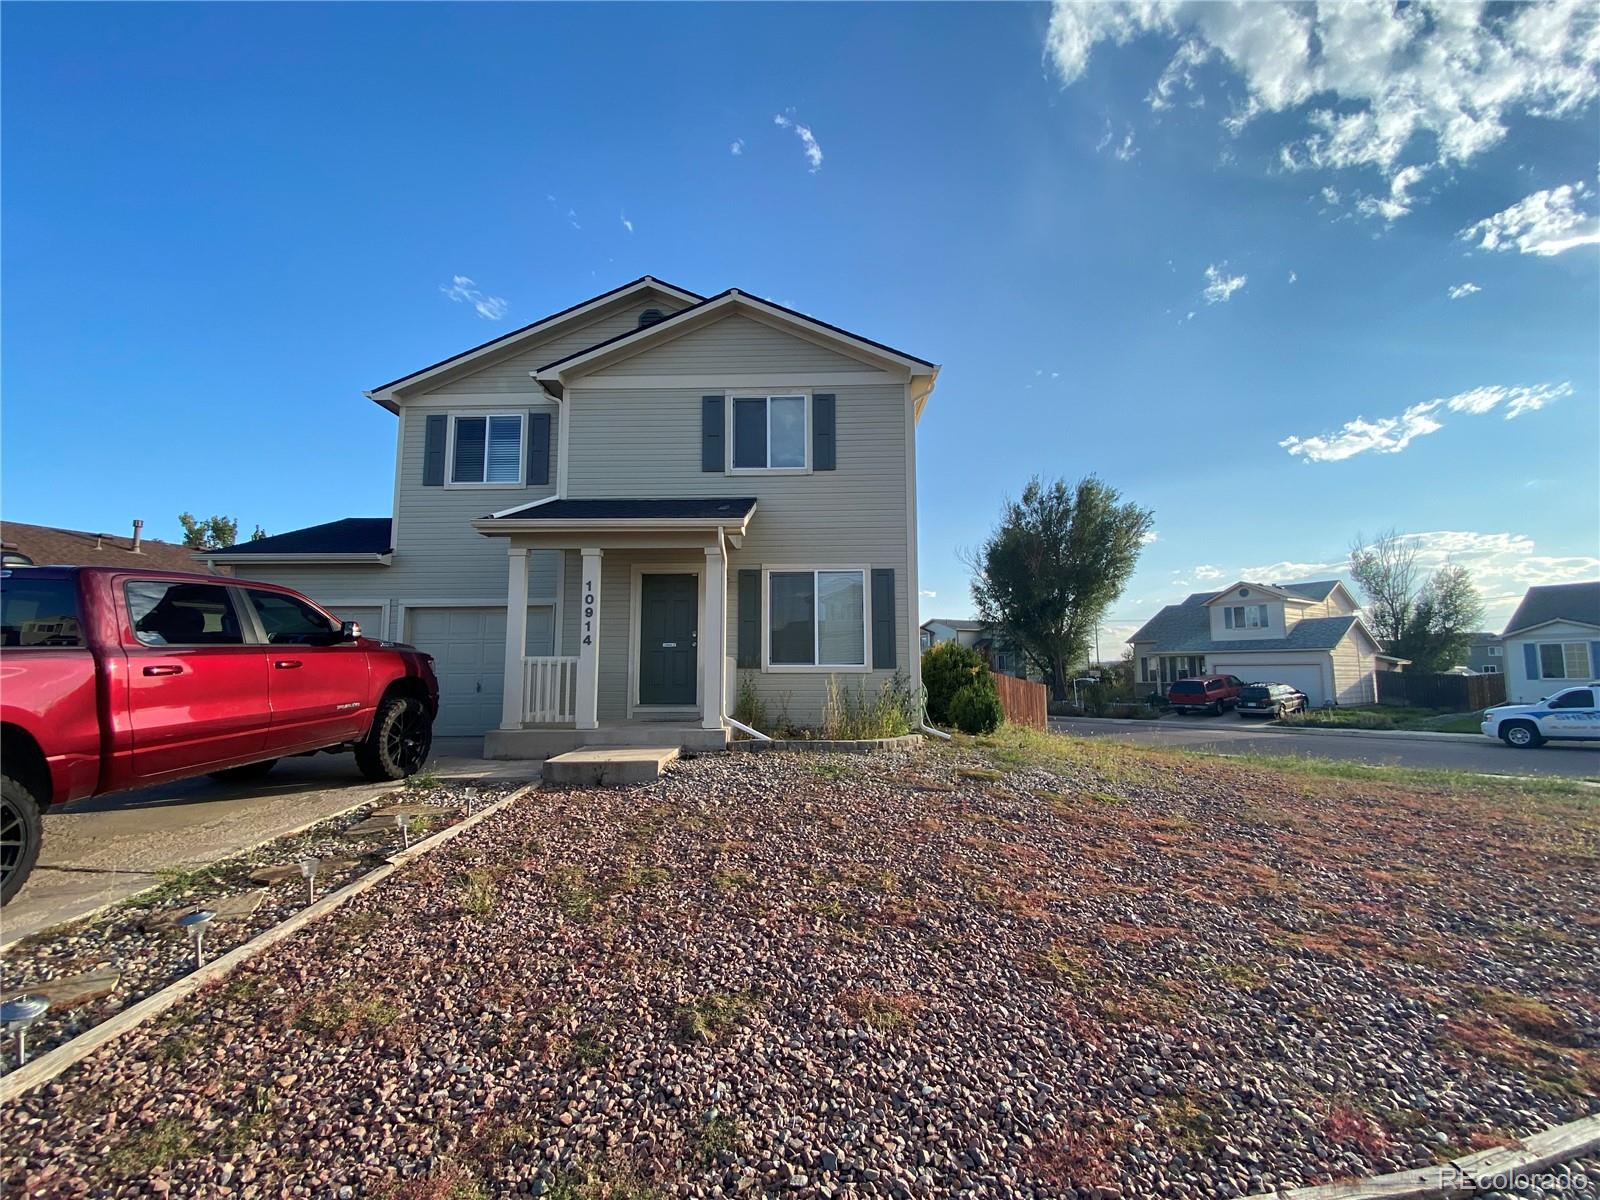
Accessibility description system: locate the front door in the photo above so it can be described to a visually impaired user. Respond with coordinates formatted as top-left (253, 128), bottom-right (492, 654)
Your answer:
top-left (638, 573), bottom-right (698, 707)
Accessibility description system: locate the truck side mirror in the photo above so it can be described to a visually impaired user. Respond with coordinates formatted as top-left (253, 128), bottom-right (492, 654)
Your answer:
top-left (340, 620), bottom-right (362, 642)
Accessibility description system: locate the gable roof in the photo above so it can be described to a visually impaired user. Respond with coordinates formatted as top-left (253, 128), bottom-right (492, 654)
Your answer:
top-left (1128, 603), bottom-right (1363, 655)
top-left (1279, 580), bottom-right (1340, 602)
top-left (0, 520), bottom-right (210, 573)
top-left (1502, 581), bottom-right (1600, 636)
top-left (365, 276), bottom-right (703, 409)
top-left (206, 517), bottom-right (393, 559)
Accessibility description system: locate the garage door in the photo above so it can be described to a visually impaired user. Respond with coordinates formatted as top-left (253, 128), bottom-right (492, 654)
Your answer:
top-left (1210, 661), bottom-right (1327, 707)
top-left (405, 607), bottom-right (556, 737)
top-left (322, 604), bottom-right (386, 640)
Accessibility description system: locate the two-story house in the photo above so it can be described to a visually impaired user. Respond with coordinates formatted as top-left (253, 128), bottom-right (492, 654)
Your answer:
top-left (1465, 631), bottom-right (1504, 674)
top-left (1126, 579), bottom-right (1400, 706)
top-left (205, 277), bottom-right (939, 756)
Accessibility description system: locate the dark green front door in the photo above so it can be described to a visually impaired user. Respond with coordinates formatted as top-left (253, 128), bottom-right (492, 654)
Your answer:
top-left (638, 573), bottom-right (698, 707)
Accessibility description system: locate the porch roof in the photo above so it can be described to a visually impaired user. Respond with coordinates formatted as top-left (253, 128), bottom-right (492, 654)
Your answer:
top-left (472, 496), bottom-right (757, 542)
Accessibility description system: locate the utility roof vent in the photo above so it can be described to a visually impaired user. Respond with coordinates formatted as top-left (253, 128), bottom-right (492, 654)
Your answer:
top-left (637, 308), bottom-right (665, 328)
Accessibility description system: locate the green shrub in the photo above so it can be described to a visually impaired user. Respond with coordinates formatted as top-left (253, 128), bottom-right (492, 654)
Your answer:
top-left (949, 680), bottom-right (1003, 734)
top-left (922, 642), bottom-right (988, 725)
top-left (820, 674), bottom-right (920, 739)
top-left (733, 671), bottom-right (769, 731)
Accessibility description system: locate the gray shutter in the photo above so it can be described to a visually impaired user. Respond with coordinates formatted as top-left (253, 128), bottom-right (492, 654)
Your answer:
top-left (813, 394), bottom-right (836, 471)
top-left (422, 414), bottom-right (447, 486)
top-left (526, 411), bottom-right (551, 486)
top-left (702, 396), bottom-right (724, 472)
top-left (871, 568), bottom-right (896, 669)
top-left (737, 569), bottom-right (761, 668)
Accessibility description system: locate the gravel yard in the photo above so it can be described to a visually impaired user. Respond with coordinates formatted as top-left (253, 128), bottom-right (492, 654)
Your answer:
top-left (5, 734), bottom-right (1598, 1199)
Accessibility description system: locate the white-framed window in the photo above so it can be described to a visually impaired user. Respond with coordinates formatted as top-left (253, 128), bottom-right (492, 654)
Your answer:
top-left (730, 393), bottom-right (808, 473)
top-left (1487, 644), bottom-right (1503, 656)
top-left (1224, 604), bottom-right (1270, 629)
top-left (447, 412), bottom-right (525, 487)
top-left (764, 567), bottom-right (867, 670)
top-left (1538, 641), bottom-right (1591, 680)
top-left (1481, 664), bottom-right (1499, 674)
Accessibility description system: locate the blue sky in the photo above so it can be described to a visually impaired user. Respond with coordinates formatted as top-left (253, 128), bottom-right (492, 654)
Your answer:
top-left (4, 2), bottom-right (1597, 646)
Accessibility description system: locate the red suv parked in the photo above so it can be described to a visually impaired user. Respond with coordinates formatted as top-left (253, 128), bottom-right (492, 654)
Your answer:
top-left (1167, 674), bottom-right (1246, 715)
top-left (1, 566), bottom-right (439, 903)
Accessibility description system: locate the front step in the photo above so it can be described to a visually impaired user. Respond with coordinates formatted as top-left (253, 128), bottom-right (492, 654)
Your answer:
top-left (484, 724), bottom-right (727, 761)
top-left (543, 746), bottom-right (681, 786)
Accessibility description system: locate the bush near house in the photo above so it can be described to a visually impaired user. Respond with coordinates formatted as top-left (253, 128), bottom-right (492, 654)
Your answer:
top-left (949, 680), bottom-right (1004, 734)
top-left (922, 642), bottom-right (989, 726)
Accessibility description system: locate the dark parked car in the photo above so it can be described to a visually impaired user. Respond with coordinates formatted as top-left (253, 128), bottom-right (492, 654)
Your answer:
top-left (1235, 682), bottom-right (1308, 719)
top-left (1167, 675), bottom-right (1246, 715)
top-left (1, 566), bottom-right (440, 903)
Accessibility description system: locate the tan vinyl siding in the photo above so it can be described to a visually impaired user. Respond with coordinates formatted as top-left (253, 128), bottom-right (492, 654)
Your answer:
top-left (1330, 633), bottom-right (1376, 705)
top-left (412, 288), bottom-right (694, 395)
top-left (601, 315), bottom-right (869, 375)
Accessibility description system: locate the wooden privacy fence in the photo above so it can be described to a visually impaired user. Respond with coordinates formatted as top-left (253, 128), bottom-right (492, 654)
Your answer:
top-left (1375, 670), bottom-right (1506, 711)
top-left (993, 671), bottom-right (1047, 730)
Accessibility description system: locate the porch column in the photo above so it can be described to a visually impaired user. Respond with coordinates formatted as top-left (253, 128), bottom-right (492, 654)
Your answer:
top-left (701, 541), bottom-right (728, 730)
top-left (576, 547), bottom-right (603, 730)
top-left (501, 546), bottom-right (529, 731)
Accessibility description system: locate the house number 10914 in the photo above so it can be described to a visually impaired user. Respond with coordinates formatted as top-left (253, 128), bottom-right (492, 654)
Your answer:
top-left (583, 580), bottom-right (595, 646)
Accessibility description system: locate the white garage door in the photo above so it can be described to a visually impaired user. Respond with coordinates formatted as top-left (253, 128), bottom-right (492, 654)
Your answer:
top-left (322, 604), bottom-right (386, 640)
top-left (1210, 661), bottom-right (1327, 707)
top-left (405, 607), bottom-right (556, 737)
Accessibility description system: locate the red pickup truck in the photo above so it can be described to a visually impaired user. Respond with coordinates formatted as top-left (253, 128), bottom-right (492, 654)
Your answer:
top-left (1, 566), bottom-right (439, 903)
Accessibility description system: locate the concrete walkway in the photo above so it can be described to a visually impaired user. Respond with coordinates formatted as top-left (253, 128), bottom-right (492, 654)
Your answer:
top-left (1, 738), bottom-right (536, 947)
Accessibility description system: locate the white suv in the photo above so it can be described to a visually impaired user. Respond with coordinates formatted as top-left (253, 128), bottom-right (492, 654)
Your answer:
top-left (1481, 684), bottom-right (1600, 748)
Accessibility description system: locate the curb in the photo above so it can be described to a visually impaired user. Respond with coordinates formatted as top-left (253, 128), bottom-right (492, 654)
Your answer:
top-left (1272, 1112), bottom-right (1600, 1199)
top-left (1048, 716), bottom-right (1485, 744)
top-left (0, 781), bottom-right (538, 1105)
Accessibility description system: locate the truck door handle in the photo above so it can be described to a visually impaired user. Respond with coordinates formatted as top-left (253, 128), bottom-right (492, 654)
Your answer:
top-left (274, 660), bottom-right (303, 670)
top-left (143, 664), bottom-right (183, 676)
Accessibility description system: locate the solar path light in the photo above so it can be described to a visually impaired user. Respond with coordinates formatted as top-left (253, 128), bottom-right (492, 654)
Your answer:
top-left (177, 909), bottom-right (216, 970)
top-left (393, 813), bottom-right (410, 850)
top-left (2, 995), bottom-right (49, 1066)
top-left (299, 856), bottom-right (321, 903)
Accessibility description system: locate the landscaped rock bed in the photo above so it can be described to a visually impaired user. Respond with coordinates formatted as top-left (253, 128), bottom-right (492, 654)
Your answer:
top-left (4, 741), bottom-right (1597, 1198)
top-left (0, 781), bottom-right (509, 1074)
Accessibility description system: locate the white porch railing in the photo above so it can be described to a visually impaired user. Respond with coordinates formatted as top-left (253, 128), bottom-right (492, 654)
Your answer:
top-left (523, 656), bottom-right (579, 724)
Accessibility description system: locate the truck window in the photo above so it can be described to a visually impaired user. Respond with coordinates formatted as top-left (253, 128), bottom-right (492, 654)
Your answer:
top-left (126, 581), bottom-right (244, 646)
top-left (0, 575), bottom-right (85, 648)
top-left (245, 589), bottom-right (338, 645)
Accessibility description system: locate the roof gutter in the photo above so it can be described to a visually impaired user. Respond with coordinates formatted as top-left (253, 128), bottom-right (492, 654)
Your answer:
top-left (198, 552), bottom-right (393, 565)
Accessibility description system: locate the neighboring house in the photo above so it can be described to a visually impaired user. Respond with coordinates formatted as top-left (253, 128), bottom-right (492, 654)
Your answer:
top-left (1, 519), bottom-right (217, 573)
top-left (1465, 631), bottom-right (1503, 674)
top-left (920, 618), bottom-right (1032, 679)
top-left (204, 276), bottom-right (939, 754)
top-left (1127, 579), bottom-right (1401, 707)
top-left (1498, 581), bottom-right (1600, 704)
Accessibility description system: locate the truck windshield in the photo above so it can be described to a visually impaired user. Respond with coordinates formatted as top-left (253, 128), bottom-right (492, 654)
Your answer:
top-left (0, 574), bottom-right (85, 648)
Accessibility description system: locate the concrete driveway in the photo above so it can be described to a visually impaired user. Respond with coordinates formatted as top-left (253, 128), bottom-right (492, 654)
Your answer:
top-left (1, 738), bottom-right (535, 947)
top-left (1049, 715), bottom-right (1600, 778)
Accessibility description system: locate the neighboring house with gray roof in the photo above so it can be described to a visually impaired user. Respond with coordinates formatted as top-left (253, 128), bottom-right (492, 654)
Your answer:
top-left (1127, 578), bottom-right (1399, 707)
top-left (1465, 631), bottom-right (1503, 675)
top-left (1499, 581), bottom-right (1600, 704)
top-left (202, 275), bottom-right (939, 754)
top-left (920, 617), bottom-right (1034, 680)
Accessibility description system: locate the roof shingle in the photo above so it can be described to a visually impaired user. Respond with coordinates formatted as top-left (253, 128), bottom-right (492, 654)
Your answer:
top-left (207, 518), bottom-right (392, 556)
top-left (0, 521), bottom-right (209, 572)
top-left (1502, 581), bottom-right (1600, 636)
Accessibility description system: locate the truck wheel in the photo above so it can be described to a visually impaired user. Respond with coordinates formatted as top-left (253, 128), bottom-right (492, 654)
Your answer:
top-left (356, 696), bottom-right (432, 781)
top-left (209, 759), bottom-right (279, 784)
top-left (1, 774), bottom-right (44, 906)
top-left (1500, 721), bottom-right (1543, 749)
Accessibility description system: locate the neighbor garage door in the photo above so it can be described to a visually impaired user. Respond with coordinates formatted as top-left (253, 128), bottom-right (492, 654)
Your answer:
top-left (1210, 661), bottom-right (1328, 707)
top-left (405, 606), bottom-right (556, 737)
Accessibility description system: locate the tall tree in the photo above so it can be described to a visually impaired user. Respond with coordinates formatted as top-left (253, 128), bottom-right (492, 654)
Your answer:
top-left (1348, 530), bottom-right (1484, 672)
top-left (968, 476), bottom-right (1154, 700)
top-left (177, 513), bottom-right (240, 550)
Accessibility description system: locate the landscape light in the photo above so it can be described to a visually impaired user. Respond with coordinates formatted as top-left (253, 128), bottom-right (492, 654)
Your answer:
top-left (393, 813), bottom-right (410, 850)
top-left (177, 909), bottom-right (217, 969)
top-left (2, 995), bottom-right (49, 1066)
top-left (299, 856), bottom-right (321, 903)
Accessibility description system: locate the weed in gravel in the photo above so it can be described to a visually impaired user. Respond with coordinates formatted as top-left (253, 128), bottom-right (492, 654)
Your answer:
top-left (956, 766), bottom-right (1005, 782)
top-left (1154, 1096), bottom-right (1215, 1154)
top-left (1322, 1104), bottom-right (1391, 1157)
top-left (339, 909), bottom-right (385, 936)
top-left (692, 1109), bottom-right (742, 1162)
top-left (710, 868), bottom-right (757, 894)
top-left (292, 989), bottom-right (404, 1037)
top-left (212, 1085), bottom-right (276, 1156)
top-left (1030, 943), bottom-right (1097, 987)
top-left (1211, 962), bottom-right (1267, 992)
top-left (461, 868), bottom-right (500, 918)
top-left (839, 987), bottom-right (921, 1031)
top-left (675, 992), bottom-right (755, 1043)
top-left (547, 865), bottom-right (600, 920)
top-left (377, 1159), bottom-right (486, 1200)
top-left (545, 1160), bottom-right (660, 1200)
top-left (471, 1118), bottom-right (538, 1159)
top-left (107, 1117), bottom-right (195, 1176)
top-left (402, 772), bottom-right (442, 792)
top-left (1474, 987), bottom-right (1571, 1041)
top-left (565, 1026), bottom-right (611, 1068)
top-left (156, 1032), bottom-right (199, 1064)
top-left (142, 862), bottom-right (229, 905)
top-left (611, 863), bottom-right (671, 893)
top-left (807, 758), bottom-right (855, 782)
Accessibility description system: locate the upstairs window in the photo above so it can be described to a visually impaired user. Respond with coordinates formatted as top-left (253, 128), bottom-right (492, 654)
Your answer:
top-left (731, 394), bottom-right (807, 472)
top-left (449, 413), bottom-right (524, 486)
top-left (1224, 604), bottom-right (1269, 629)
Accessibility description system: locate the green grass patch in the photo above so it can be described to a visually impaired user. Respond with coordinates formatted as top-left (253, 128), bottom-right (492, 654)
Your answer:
top-left (108, 1117), bottom-right (195, 1176)
top-left (292, 989), bottom-right (403, 1038)
top-left (675, 992), bottom-right (756, 1043)
top-left (839, 986), bottom-right (921, 1031)
top-left (546, 865), bottom-right (600, 920)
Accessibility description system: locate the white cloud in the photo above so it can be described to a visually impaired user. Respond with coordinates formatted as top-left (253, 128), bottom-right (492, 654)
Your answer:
top-left (1096, 118), bottom-right (1138, 161)
top-left (730, 138), bottom-right (745, 157)
top-left (1459, 181), bottom-right (1600, 256)
top-left (1045, 1), bottom-right (1600, 217)
top-left (1140, 530), bottom-right (1160, 546)
top-left (1369, 531), bottom-right (1600, 620)
top-left (1280, 381), bottom-right (1572, 462)
top-left (773, 112), bottom-right (823, 173)
top-left (1288, 270), bottom-right (1298, 283)
top-left (919, 589), bottom-right (938, 600)
top-left (1202, 263), bottom-right (1246, 304)
top-left (440, 275), bottom-right (508, 321)
top-left (1192, 565), bottom-right (1226, 581)
top-left (1447, 282), bottom-right (1481, 300)
top-left (567, 208), bottom-right (581, 230)
top-left (1355, 163), bottom-right (1427, 221)
top-left (620, 212), bottom-right (634, 234)
top-left (1239, 558), bottom-right (1345, 581)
